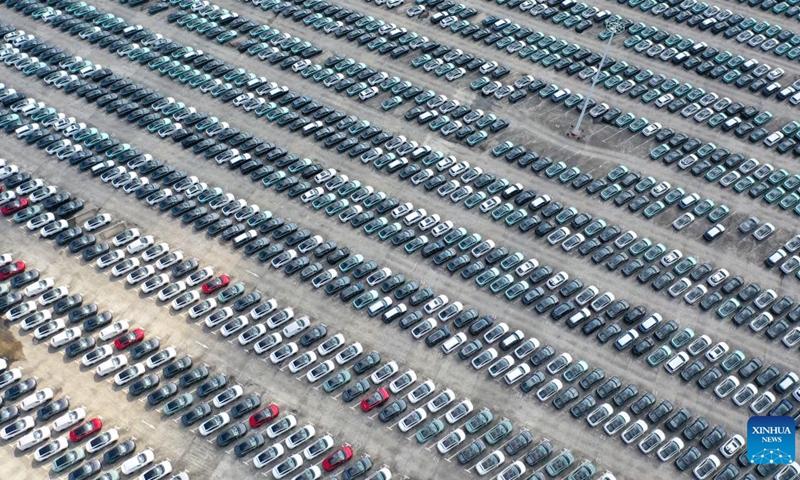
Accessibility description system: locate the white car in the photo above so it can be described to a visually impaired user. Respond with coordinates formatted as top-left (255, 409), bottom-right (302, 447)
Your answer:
top-left (16, 425), bottom-right (50, 451)
top-left (20, 388), bottom-right (54, 412)
top-left (15, 179), bottom-right (44, 195)
top-left (96, 250), bottom-right (126, 269)
top-left (113, 363), bottom-right (145, 386)
top-left (370, 361), bottom-right (399, 384)
top-left (436, 428), bottom-right (465, 454)
top-left (704, 342), bottom-right (729, 362)
top-left (288, 351), bottom-right (318, 373)
top-left (145, 347), bottom-right (177, 370)
top-left (656, 437), bottom-right (684, 461)
top-left (111, 229), bottom-right (140, 247)
top-left (267, 415), bottom-right (298, 439)
top-left (126, 236), bottom-right (155, 255)
top-left (335, 343), bottom-right (363, 365)
top-left (253, 333), bottom-right (282, 355)
top-left (52, 408), bottom-right (86, 432)
top-left (254, 443), bottom-right (286, 469)
top-left (1, 415), bottom-right (34, 440)
top-left (536, 379), bottom-right (563, 402)
top-left (664, 352), bottom-right (690, 374)
top-left (285, 425), bottom-right (315, 449)
top-left (96, 354), bottom-right (129, 379)
top-left (38, 286), bottom-right (68, 306)
top-left (302, 435), bottom-right (333, 460)
top-left (6, 301), bottom-right (37, 322)
top-left (272, 453), bottom-right (303, 479)
top-left (172, 290), bottom-right (200, 310)
top-left (85, 428), bottom-right (119, 453)
top-left (311, 269), bottom-right (337, 288)
top-left (423, 295), bottom-right (448, 314)
top-left (220, 316), bottom-right (249, 337)
top-left (139, 461), bottom-right (172, 480)
top-left (23, 278), bottom-right (54, 297)
top-left (306, 360), bottom-right (335, 382)
top-left (189, 299), bottom-right (217, 319)
top-left (40, 220), bottom-right (69, 238)
top-left (121, 449), bottom-right (155, 475)
top-left (26, 214), bottom-right (55, 232)
top-left (489, 355), bottom-right (515, 377)
top-left (83, 214), bottom-right (112, 232)
top-left (546, 271), bottom-right (569, 290)
top-left (750, 392), bottom-right (776, 414)
top-left (503, 364), bottom-right (531, 385)
top-left (317, 334), bottom-right (344, 356)
top-left (205, 307), bottom-right (234, 329)
top-left (430, 220), bottom-right (454, 237)
top-left (515, 260), bottom-right (539, 278)
top-left (29, 186), bottom-right (57, 203)
top-left (112, 258), bottom-right (140, 278)
top-left (127, 265), bottom-right (155, 285)
top-left (270, 342), bottom-right (299, 364)
top-left (426, 389), bottom-right (455, 413)
top-left (33, 437), bottom-right (68, 461)
top-left (50, 327), bottom-right (81, 348)
top-left (141, 274), bottom-right (169, 293)
top-left (158, 281), bottom-right (186, 302)
top-left (0, 367), bottom-right (20, 388)
top-left (98, 321), bottom-right (130, 341)
top-left (693, 455), bottom-right (720, 480)
top-left (407, 379), bottom-right (435, 403)
top-left (398, 407), bottom-right (427, 432)
top-left (213, 385), bottom-right (244, 408)
top-left (155, 251), bottom-right (183, 271)
top-left (33, 317), bottom-right (63, 339)
top-left (441, 332), bottom-right (466, 354)
top-left (475, 451), bottom-right (505, 476)
top-left (282, 317), bottom-right (311, 338)
top-left (199, 412), bottom-right (230, 437)
top-left (719, 434), bottom-right (744, 458)
top-left (141, 243), bottom-right (170, 262)
top-left (186, 267), bottom-right (214, 286)
top-left (81, 345), bottom-right (113, 367)
top-left (706, 269), bottom-right (729, 287)
top-left (638, 429), bottom-right (665, 454)
top-left (249, 299), bottom-right (278, 320)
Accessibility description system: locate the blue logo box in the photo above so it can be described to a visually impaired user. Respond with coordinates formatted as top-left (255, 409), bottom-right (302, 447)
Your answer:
top-left (747, 416), bottom-right (796, 465)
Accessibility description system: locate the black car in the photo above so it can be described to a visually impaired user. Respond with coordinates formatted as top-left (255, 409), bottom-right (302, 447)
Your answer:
top-left (103, 439), bottom-right (136, 466)
top-left (65, 337), bottom-right (96, 358)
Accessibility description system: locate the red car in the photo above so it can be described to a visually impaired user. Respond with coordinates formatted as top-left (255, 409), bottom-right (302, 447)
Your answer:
top-left (360, 388), bottom-right (389, 412)
top-left (248, 403), bottom-right (280, 428)
top-left (202, 274), bottom-right (230, 295)
top-left (114, 328), bottom-right (144, 350)
top-left (1, 197), bottom-right (28, 216)
top-left (69, 418), bottom-right (102, 443)
top-left (322, 445), bottom-right (353, 471)
top-left (0, 261), bottom-right (25, 280)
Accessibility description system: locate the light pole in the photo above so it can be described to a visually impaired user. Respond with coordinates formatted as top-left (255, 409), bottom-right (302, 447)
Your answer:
top-left (570, 18), bottom-right (625, 138)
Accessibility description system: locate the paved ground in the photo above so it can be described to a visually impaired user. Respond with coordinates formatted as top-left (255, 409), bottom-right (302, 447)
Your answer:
top-left (1, 0), bottom-right (799, 479)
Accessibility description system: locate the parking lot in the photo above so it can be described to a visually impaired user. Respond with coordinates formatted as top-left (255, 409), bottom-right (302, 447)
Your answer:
top-left (1, 0), bottom-right (800, 478)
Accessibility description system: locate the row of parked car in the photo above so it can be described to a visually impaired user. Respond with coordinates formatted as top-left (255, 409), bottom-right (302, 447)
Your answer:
top-left (0, 84), bottom-right (761, 480)
top-left (1, 91), bottom-right (574, 479)
top-left (0, 61), bottom-right (624, 480)
top-left (1, 16), bottom-right (792, 432)
top-left (472, 9), bottom-right (791, 149)
top-left (7, 15), bottom-right (800, 426)
top-left (2, 189), bottom-right (392, 480)
top-left (228, 0), bottom-right (512, 147)
top-left (3, 5), bottom-right (792, 478)
top-left (611, 0), bottom-right (800, 63)
top-left (0, 268), bottom-right (184, 480)
top-left (125, 0), bottom-right (800, 476)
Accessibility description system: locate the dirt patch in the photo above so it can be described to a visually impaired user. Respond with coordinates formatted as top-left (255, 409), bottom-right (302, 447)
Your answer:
top-left (0, 326), bottom-right (24, 363)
